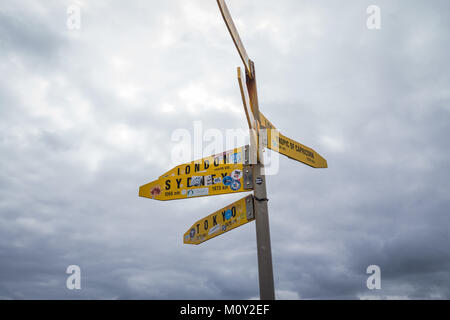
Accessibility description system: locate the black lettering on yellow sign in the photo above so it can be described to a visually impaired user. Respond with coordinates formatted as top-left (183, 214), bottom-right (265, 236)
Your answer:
top-left (295, 144), bottom-right (314, 158)
top-left (182, 195), bottom-right (256, 244)
top-left (278, 135), bottom-right (315, 159)
top-left (158, 147), bottom-right (246, 179)
top-left (179, 159), bottom-right (215, 175)
top-left (280, 137), bottom-right (289, 148)
top-left (191, 205), bottom-right (241, 234)
top-left (161, 171), bottom-right (237, 192)
top-left (221, 206), bottom-right (236, 222)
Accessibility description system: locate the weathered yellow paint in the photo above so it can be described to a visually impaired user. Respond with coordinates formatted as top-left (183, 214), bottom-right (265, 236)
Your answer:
top-left (267, 129), bottom-right (327, 168)
top-left (139, 163), bottom-right (252, 201)
top-left (159, 146), bottom-right (246, 179)
top-left (183, 195), bottom-right (254, 245)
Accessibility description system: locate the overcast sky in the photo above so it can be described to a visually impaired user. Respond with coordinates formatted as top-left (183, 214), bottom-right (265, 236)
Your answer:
top-left (1, 0), bottom-right (449, 300)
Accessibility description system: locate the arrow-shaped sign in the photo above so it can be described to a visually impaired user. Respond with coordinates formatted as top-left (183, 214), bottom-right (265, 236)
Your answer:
top-left (159, 146), bottom-right (249, 179)
top-left (184, 195), bottom-right (255, 244)
top-left (139, 146), bottom-right (254, 201)
top-left (266, 129), bottom-right (327, 168)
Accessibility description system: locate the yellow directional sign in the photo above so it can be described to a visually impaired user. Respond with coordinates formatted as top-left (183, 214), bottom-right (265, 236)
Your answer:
top-left (139, 162), bottom-right (253, 201)
top-left (266, 130), bottom-right (327, 168)
top-left (159, 146), bottom-right (248, 179)
top-left (184, 195), bottom-right (255, 245)
top-left (217, 0), bottom-right (253, 78)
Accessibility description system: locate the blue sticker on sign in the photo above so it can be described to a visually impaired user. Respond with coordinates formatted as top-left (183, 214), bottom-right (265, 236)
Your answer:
top-left (223, 176), bottom-right (233, 186)
top-left (230, 179), bottom-right (241, 191)
top-left (225, 209), bottom-right (232, 220)
top-left (229, 152), bottom-right (242, 164)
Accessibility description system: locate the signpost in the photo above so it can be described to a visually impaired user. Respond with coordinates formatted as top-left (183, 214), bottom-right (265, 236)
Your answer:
top-left (183, 195), bottom-right (255, 245)
top-left (159, 146), bottom-right (250, 178)
top-left (140, 146), bottom-right (253, 201)
top-left (139, 0), bottom-right (327, 300)
top-left (139, 164), bottom-right (253, 201)
top-left (266, 130), bottom-right (328, 168)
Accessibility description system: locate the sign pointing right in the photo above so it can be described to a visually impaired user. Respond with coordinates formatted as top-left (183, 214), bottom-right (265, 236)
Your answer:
top-left (258, 113), bottom-right (327, 168)
top-left (266, 129), bottom-right (328, 168)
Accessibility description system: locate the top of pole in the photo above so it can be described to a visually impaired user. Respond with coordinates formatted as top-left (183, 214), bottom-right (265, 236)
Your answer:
top-left (217, 0), bottom-right (254, 79)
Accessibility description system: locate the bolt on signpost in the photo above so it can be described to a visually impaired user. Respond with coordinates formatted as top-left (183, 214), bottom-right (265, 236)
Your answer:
top-left (139, 0), bottom-right (327, 300)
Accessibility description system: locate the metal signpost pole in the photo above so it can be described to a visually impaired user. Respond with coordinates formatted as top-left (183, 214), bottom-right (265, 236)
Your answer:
top-left (140, 0), bottom-right (327, 301)
top-left (246, 61), bottom-right (275, 300)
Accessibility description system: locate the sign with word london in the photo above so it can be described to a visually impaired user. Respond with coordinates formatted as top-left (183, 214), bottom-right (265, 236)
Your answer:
top-left (184, 195), bottom-right (255, 245)
top-left (139, 147), bottom-right (254, 201)
top-left (159, 146), bottom-right (249, 178)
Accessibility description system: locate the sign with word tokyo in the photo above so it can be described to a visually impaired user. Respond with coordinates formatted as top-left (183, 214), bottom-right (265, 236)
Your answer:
top-left (184, 195), bottom-right (255, 245)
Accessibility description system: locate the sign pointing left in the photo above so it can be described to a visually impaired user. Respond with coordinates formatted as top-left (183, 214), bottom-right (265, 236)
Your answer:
top-left (184, 195), bottom-right (255, 245)
top-left (159, 146), bottom-right (249, 179)
top-left (139, 148), bottom-right (254, 201)
top-left (139, 164), bottom-right (252, 201)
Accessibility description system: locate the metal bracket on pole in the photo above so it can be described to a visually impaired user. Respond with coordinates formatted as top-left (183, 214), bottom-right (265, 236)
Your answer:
top-left (245, 195), bottom-right (255, 220)
top-left (243, 165), bottom-right (253, 190)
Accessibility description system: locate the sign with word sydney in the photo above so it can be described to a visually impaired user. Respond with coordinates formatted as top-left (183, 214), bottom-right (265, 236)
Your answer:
top-left (184, 195), bottom-right (255, 245)
top-left (139, 147), bottom-right (253, 201)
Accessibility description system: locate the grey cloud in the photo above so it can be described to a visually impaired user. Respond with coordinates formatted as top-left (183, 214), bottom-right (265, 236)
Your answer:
top-left (0, 0), bottom-right (449, 300)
